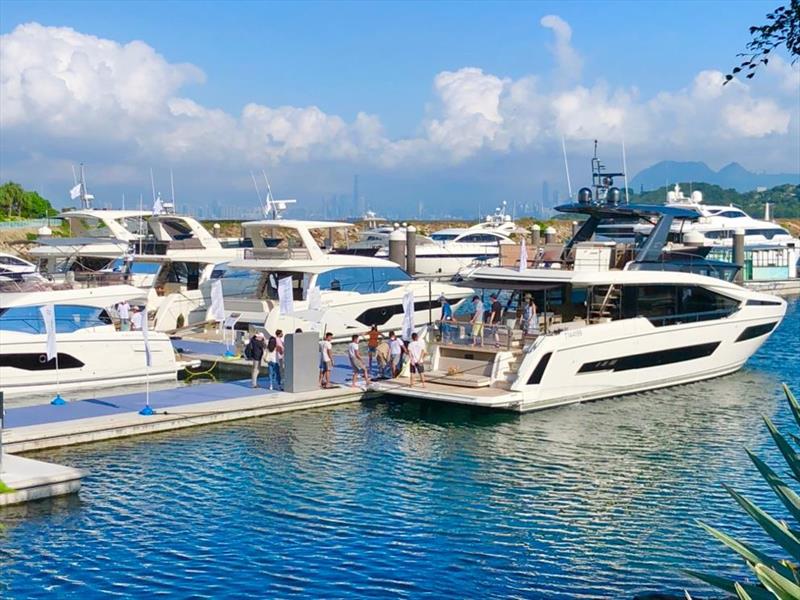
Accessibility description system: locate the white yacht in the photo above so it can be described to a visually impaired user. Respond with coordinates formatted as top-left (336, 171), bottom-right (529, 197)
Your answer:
top-left (598, 184), bottom-right (798, 248)
top-left (374, 204), bottom-right (521, 276)
top-left (373, 195), bottom-right (786, 412)
top-left (30, 208), bottom-right (149, 275)
top-left (0, 284), bottom-right (184, 397)
top-left (222, 220), bottom-right (473, 340)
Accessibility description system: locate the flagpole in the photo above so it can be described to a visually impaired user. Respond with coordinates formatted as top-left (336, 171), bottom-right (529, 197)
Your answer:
top-left (139, 305), bottom-right (154, 415)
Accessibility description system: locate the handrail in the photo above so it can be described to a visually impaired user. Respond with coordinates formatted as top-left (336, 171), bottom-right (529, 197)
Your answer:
top-left (434, 319), bottom-right (516, 350)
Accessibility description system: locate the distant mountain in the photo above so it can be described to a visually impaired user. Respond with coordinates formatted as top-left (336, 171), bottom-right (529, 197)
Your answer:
top-left (631, 161), bottom-right (799, 192)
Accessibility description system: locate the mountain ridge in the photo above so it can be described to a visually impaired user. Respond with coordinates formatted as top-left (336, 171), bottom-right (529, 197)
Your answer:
top-left (631, 160), bottom-right (799, 192)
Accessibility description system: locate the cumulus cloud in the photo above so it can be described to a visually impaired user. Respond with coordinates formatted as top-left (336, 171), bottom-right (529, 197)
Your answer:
top-left (540, 14), bottom-right (583, 83)
top-left (1, 17), bottom-right (797, 193)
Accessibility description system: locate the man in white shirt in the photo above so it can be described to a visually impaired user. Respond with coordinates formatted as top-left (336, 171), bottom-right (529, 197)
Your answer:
top-left (319, 332), bottom-right (334, 388)
top-left (348, 334), bottom-right (370, 387)
top-left (471, 295), bottom-right (484, 347)
top-left (407, 332), bottom-right (427, 388)
top-left (130, 306), bottom-right (143, 331)
top-left (388, 331), bottom-right (406, 377)
top-left (118, 300), bottom-right (131, 331)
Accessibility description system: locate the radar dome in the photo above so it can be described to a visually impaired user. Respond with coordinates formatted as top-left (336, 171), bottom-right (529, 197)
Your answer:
top-left (606, 187), bottom-right (621, 206)
top-left (691, 190), bottom-right (703, 203)
top-left (577, 187), bottom-right (592, 204)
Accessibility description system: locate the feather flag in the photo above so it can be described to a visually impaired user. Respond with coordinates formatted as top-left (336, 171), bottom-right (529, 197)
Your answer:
top-left (209, 280), bottom-right (225, 322)
top-left (69, 183), bottom-right (82, 200)
top-left (519, 237), bottom-right (528, 272)
top-left (39, 303), bottom-right (57, 361)
top-left (278, 276), bottom-right (294, 315)
top-left (141, 305), bottom-right (152, 367)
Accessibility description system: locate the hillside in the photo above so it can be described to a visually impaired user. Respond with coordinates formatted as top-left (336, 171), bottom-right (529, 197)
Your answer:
top-left (631, 161), bottom-right (799, 192)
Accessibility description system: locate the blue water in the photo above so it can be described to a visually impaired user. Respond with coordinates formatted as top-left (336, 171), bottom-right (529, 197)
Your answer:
top-left (1, 299), bottom-right (798, 599)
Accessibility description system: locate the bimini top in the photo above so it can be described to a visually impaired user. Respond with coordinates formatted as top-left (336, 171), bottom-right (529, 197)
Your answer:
top-left (555, 202), bottom-right (699, 221)
top-left (241, 219), bottom-right (354, 230)
top-left (0, 284), bottom-right (147, 309)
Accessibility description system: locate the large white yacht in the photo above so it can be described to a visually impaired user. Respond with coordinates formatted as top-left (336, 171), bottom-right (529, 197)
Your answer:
top-left (222, 220), bottom-right (473, 340)
top-left (0, 284), bottom-right (184, 397)
top-left (373, 204), bottom-right (521, 276)
top-left (598, 184), bottom-right (798, 249)
top-left (373, 196), bottom-right (786, 412)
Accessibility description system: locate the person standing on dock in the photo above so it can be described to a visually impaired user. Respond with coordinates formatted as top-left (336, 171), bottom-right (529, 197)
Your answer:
top-left (348, 334), bottom-right (370, 387)
top-left (117, 300), bottom-right (131, 331)
top-left (319, 332), bottom-right (334, 388)
top-left (376, 336), bottom-right (391, 379)
top-left (275, 329), bottom-right (285, 391)
top-left (487, 293), bottom-right (503, 348)
top-left (408, 332), bottom-right (427, 388)
top-left (265, 336), bottom-right (280, 390)
top-left (388, 331), bottom-right (406, 377)
top-left (367, 325), bottom-right (379, 376)
top-left (471, 295), bottom-right (484, 347)
top-left (245, 332), bottom-right (266, 388)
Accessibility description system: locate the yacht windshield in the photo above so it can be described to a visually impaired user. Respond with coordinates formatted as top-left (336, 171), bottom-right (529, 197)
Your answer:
top-left (0, 305), bottom-right (113, 334)
top-left (431, 234), bottom-right (459, 242)
top-left (316, 266), bottom-right (411, 294)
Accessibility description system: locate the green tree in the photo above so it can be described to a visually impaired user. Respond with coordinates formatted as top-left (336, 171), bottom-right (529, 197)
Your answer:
top-left (726, 0), bottom-right (800, 83)
top-left (0, 181), bottom-right (57, 219)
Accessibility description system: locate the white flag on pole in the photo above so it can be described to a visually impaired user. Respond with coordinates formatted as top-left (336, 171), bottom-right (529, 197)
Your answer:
top-left (307, 285), bottom-right (322, 311)
top-left (401, 289), bottom-right (415, 341)
top-left (278, 276), bottom-right (294, 315)
top-left (40, 303), bottom-right (57, 361)
top-left (209, 280), bottom-right (225, 322)
top-left (152, 193), bottom-right (164, 216)
top-left (141, 305), bottom-right (152, 367)
top-left (69, 183), bottom-right (82, 200)
top-left (519, 237), bottom-right (528, 272)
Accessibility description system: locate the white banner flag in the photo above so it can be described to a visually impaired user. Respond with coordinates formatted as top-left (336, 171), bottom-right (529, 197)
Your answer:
top-left (141, 305), bottom-right (152, 367)
top-left (401, 289), bottom-right (415, 341)
top-left (278, 276), bottom-right (294, 315)
top-left (307, 285), bottom-right (322, 311)
top-left (69, 183), bottom-right (82, 200)
top-left (152, 193), bottom-right (164, 216)
top-left (209, 280), bottom-right (225, 322)
top-left (39, 303), bottom-right (57, 361)
top-left (519, 237), bottom-right (528, 272)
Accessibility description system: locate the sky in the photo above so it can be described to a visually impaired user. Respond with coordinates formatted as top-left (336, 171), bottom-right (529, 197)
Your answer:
top-left (1, 0), bottom-right (798, 218)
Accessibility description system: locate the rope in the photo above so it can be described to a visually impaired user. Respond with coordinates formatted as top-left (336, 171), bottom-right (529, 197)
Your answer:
top-left (183, 360), bottom-right (218, 382)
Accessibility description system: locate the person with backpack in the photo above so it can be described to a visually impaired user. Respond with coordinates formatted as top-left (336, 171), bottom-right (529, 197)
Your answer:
top-left (265, 335), bottom-right (280, 391)
top-left (245, 332), bottom-right (266, 388)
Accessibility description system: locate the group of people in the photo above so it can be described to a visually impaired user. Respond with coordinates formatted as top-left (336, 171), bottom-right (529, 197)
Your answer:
top-left (456, 294), bottom-right (539, 347)
top-left (339, 326), bottom-right (428, 388)
top-left (245, 329), bottom-right (286, 390)
top-left (116, 300), bottom-right (144, 332)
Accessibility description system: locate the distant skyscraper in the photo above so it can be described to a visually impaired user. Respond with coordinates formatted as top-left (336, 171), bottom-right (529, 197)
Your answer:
top-left (353, 174), bottom-right (364, 216)
top-left (541, 181), bottom-right (550, 216)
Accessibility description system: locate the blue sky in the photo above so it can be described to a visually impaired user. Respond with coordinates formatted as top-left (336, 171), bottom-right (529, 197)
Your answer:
top-left (1, 0), bottom-right (797, 217)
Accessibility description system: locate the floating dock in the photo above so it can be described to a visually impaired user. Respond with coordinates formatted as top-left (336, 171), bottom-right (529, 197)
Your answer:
top-left (2, 356), bottom-right (367, 454)
top-left (0, 454), bottom-right (84, 507)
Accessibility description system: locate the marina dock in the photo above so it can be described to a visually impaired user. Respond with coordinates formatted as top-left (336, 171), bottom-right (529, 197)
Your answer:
top-left (0, 454), bottom-right (84, 507)
top-left (2, 356), bottom-right (366, 454)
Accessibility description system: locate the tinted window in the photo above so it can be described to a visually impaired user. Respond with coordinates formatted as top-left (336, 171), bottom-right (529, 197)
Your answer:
top-left (719, 210), bottom-right (746, 218)
top-left (317, 267), bottom-right (374, 293)
top-left (431, 233), bottom-right (459, 241)
top-left (372, 266), bottom-right (411, 292)
top-left (0, 305), bottom-right (113, 334)
top-left (458, 233), bottom-right (502, 244)
top-left (746, 228), bottom-right (788, 240)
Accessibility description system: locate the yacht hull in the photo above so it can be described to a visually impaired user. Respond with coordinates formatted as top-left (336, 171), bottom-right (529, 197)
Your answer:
top-left (0, 330), bottom-right (179, 397)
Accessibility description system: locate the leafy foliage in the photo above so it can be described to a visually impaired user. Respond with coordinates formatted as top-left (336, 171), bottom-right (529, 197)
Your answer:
top-left (632, 183), bottom-right (800, 219)
top-left (0, 181), bottom-right (57, 219)
top-left (726, 0), bottom-right (800, 84)
top-left (688, 384), bottom-right (800, 599)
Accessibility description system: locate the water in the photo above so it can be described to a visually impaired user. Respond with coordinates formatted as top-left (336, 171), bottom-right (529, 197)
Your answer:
top-left (1, 298), bottom-right (798, 598)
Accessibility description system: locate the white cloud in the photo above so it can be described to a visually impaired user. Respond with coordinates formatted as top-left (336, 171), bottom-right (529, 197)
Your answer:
top-left (1, 17), bottom-right (797, 193)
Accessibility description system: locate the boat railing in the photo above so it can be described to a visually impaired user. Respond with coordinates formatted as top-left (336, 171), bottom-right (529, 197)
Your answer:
top-left (433, 319), bottom-right (520, 350)
top-left (244, 247), bottom-right (313, 261)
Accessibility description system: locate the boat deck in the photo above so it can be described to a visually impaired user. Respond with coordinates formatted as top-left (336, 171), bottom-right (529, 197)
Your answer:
top-left (372, 378), bottom-right (522, 410)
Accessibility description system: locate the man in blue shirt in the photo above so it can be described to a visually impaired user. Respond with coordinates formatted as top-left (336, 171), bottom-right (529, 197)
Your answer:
top-left (439, 294), bottom-right (455, 343)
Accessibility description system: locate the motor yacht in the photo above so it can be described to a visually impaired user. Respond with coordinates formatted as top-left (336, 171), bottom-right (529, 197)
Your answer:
top-left (222, 219), bottom-right (473, 340)
top-left (372, 196), bottom-right (786, 412)
top-left (373, 203), bottom-right (522, 277)
top-left (0, 284), bottom-right (185, 397)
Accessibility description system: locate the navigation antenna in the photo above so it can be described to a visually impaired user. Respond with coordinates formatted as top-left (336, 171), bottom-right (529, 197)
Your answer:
top-left (621, 138), bottom-right (630, 204)
top-left (250, 171), bottom-right (264, 215)
top-left (561, 136), bottom-right (573, 199)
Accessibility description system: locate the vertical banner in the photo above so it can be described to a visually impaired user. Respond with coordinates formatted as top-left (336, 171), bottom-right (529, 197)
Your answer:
top-left (278, 276), bottom-right (294, 315)
top-left (401, 289), bottom-right (415, 341)
top-left (141, 305), bottom-right (152, 367)
top-left (307, 285), bottom-right (322, 311)
top-left (209, 280), bottom-right (225, 323)
top-left (519, 237), bottom-right (528, 272)
top-left (40, 303), bottom-right (57, 361)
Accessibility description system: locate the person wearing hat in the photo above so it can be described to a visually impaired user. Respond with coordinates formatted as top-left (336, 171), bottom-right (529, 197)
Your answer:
top-left (245, 332), bottom-right (267, 388)
top-left (130, 306), bottom-right (143, 331)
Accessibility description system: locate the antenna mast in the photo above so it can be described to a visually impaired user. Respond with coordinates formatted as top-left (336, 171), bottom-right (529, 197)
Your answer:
top-left (170, 169), bottom-right (176, 205)
top-left (149, 168), bottom-right (157, 202)
top-left (262, 170), bottom-right (274, 219)
top-left (561, 136), bottom-right (573, 199)
top-left (621, 138), bottom-right (630, 205)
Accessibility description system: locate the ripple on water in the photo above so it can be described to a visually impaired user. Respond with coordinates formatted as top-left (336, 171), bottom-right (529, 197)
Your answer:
top-left (0, 298), bottom-right (798, 599)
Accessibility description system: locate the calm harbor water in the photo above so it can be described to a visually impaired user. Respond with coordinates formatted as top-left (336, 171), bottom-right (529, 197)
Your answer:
top-left (1, 298), bottom-right (798, 599)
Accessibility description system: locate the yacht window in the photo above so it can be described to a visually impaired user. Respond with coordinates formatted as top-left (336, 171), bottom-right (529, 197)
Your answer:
top-left (458, 233), bottom-right (502, 244)
top-left (718, 210), bottom-right (747, 218)
top-left (372, 266), bottom-right (412, 292)
top-left (160, 219), bottom-right (195, 240)
top-left (0, 305), bottom-right (113, 334)
top-left (159, 262), bottom-right (201, 290)
top-left (316, 267), bottom-right (411, 294)
top-left (431, 233), bottom-right (459, 242)
top-left (263, 272), bottom-right (306, 300)
top-left (746, 228), bottom-right (788, 240)
top-left (105, 258), bottom-right (161, 275)
top-left (704, 230), bottom-right (732, 240)
top-left (621, 284), bottom-right (738, 326)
